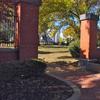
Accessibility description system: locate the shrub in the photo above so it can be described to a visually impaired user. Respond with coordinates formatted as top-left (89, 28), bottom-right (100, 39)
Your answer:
top-left (68, 39), bottom-right (80, 58)
top-left (22, 59), bottom-right (47, 77)
top-left (97, 40), bottom-right (100, 47)
top-left (0, 59), bottom-right (47, 81)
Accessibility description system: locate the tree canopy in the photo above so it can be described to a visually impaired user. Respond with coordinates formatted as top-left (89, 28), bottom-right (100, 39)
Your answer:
top-left (39, 0), bottom-right (100, 40)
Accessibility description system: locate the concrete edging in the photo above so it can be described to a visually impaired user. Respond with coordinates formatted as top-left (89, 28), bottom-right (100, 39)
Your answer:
top-left (47, 73), bottom-right (81, 100)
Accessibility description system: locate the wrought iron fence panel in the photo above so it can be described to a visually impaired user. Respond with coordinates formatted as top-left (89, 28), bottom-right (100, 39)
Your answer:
top-left (0, 2), bottom-right (15, 48)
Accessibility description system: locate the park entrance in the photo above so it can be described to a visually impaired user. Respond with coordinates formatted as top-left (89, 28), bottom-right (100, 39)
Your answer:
top-left (0, 0), bottom-right (100, 63)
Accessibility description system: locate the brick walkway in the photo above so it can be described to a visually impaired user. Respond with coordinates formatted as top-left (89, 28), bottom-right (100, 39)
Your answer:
top-left (51, 71), bottom-right (100, 100)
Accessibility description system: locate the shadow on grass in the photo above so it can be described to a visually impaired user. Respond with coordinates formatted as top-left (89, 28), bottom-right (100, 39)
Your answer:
top-left (40, 45), bottom-right (67, 48)
top-left (38, 50), bottom-right (68, 54)
top-left (49, 61), bottom-right (79, 66)
top-left (47, 61), bottom-right (68, 68)
top-left (38, 51), bottom-right (52, 54)
top-left (47, 61), bottom-right (79, 71)
top-left (55, 50), bottom-right (69, 53)
top-left (58, 56), bottom-right (73, 59)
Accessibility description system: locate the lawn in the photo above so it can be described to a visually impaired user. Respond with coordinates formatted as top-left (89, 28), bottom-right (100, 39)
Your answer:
top-left (38, 45), bottom-right (77, 63)
top-left (38, 45), bottom-right (79, 73)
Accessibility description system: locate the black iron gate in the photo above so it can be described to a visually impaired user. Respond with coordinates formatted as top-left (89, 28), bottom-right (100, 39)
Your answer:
top-left (0, 2), bottom-right (15, 47)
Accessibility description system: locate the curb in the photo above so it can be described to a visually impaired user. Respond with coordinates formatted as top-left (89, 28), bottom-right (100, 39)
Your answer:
top-left (47, 73), bottom-right (81, 100)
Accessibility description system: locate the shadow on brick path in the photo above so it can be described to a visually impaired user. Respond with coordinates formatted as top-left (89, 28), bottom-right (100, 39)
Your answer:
top-left (50, 71), bottom-right (100, 100)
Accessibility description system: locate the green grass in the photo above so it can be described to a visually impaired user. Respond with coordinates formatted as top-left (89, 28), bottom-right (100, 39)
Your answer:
top-left (38, 45), bottom-right (78, 63)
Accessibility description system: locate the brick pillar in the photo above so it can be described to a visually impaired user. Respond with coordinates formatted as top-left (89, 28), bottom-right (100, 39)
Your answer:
top-left (15, 0), bottom-right (41, 61)
top-left (80, 13), bottom-right (99, 59)
top-left (15, 4), bottom-right (20, 48)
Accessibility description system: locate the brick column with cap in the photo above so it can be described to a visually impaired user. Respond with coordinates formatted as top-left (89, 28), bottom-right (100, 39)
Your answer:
top-left (15, 0), bottom-right (41, 61)
top-left (80, 13), bottom-right (99, 59)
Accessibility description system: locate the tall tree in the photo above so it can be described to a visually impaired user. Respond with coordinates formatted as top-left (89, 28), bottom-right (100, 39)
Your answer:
top-left (39, 0), bottom-right (99, 39)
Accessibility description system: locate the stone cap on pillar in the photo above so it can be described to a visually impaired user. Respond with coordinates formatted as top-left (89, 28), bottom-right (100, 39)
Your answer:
top-left (13, 0), bottom-right (41, 6)
top-left (80, 13), bottom-right (99, 21)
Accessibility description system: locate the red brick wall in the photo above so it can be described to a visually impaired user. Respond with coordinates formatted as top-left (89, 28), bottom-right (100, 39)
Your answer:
top-left (0, 48), bottom-right (18, 63)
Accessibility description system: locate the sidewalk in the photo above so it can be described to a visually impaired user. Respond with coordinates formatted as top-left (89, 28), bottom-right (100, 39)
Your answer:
top-left (50, 71), bottom-right (100, 100)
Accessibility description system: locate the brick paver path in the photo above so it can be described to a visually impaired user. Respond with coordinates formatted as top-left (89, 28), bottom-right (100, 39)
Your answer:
top-left (51, 71), bottom-right (100, 100)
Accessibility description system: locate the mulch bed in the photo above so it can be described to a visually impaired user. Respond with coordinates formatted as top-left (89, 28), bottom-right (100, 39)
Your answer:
top-left (0, 74), bottom-right (73, 100)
